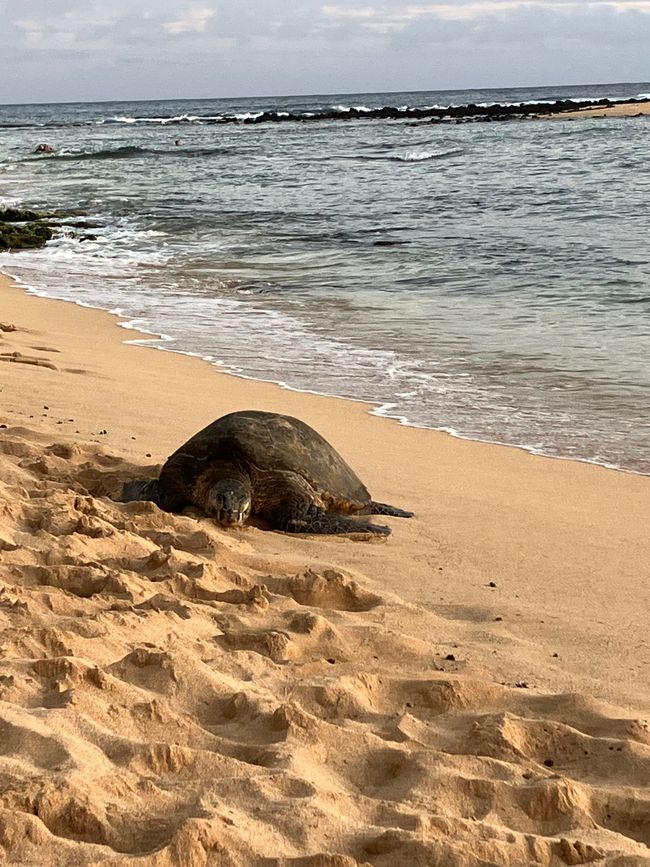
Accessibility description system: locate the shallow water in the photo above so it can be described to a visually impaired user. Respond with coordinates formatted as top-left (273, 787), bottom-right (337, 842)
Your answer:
top-left (1, 84), bottom-right (649, 472)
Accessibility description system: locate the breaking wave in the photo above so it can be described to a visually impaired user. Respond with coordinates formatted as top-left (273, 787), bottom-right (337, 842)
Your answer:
top-left (4, 92), bottom-right (649, 131)
top-left (27, 145), bottom-right (237, 162)
top-left (386, 148), bottom-right (464, 162)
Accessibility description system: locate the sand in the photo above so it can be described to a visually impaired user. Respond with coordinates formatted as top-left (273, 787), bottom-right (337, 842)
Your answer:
top-left (549, 101), bottom-right (650, 120)
top-left (0, 270), bottom-right (649, 866)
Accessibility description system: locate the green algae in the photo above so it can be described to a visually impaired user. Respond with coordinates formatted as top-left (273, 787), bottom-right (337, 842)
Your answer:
top-left (0, 205), bottom-right (64, 250)
top-left (0, 208), bottom-right (98, 250)
top-left (0, 221), bottom-right (53, 250)
top-left (0, 208), bottom-right (49, 222)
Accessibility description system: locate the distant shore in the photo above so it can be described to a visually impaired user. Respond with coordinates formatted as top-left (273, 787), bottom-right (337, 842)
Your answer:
top-left (551, 100), bottom-right (650, 119)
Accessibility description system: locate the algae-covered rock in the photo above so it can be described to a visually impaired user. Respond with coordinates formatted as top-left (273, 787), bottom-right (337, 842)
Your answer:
top-left (0, 208), bottom-right (47, 222)
top-left (0, 206), bottom-right (90, 251)
top-left (0, 221), bottom-right (53, 250)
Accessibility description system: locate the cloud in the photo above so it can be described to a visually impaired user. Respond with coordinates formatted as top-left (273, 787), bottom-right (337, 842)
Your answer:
top-left (321, 0), bottom-right (650, 26)
top-left (163, 5), bottom-right (215, 35)
top-left (13, 6), bottom-right (120, 52)
top-left (1, 0), bottom-right (649, 102)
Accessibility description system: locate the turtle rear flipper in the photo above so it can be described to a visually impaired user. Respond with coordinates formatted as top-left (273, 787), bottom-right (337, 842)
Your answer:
top-left (121, 478), bottom-right (161, 505)
top-left (371, 501), bottom-right (413, 518)
top-left (279, 504), bottom-right (391, 536)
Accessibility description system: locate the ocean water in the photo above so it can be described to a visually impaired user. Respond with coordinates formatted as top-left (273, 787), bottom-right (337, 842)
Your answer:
top-left (0, 84), bottom-right (649, 473)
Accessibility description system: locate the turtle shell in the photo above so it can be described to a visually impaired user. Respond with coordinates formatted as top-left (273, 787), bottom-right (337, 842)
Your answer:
top-left (157, 410), bottom-right (371, 511)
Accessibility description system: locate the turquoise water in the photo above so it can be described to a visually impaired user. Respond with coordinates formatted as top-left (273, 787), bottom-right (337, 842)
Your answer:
top-left (1, 84), bottom-right (649, 472)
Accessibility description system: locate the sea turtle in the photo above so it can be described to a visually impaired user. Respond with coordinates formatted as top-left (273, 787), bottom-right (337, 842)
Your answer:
top-left (121, 410), bottom-right (412, 535)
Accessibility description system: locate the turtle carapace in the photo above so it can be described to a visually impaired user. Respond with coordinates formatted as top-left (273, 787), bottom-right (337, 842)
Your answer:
top-left (121, 410), bottom-right (413, 536)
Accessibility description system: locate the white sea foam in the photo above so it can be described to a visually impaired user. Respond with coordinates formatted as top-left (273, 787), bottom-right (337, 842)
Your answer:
top-left (397, 150), bottom-right (448, 161)
top-left (160, 114), bottom-right (200, 124)
top-left (330, 104), bottom-right (373, 113)
top-left (108, 113), bottom-right (201, 125)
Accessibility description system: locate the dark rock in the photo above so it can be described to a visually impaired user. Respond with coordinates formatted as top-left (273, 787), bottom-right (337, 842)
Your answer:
top-left (67, 220), bottom-right (101, 229)
top-left (0, 221), bottom-right (53, 250)
top-left (0, 208), bottom-right (45, 222)
top-left (200, 96), bottom-right (650, 128)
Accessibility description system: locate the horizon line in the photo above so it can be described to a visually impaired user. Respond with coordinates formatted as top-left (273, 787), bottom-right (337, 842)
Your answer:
top-left (1, 79), bottom-right (648, 109)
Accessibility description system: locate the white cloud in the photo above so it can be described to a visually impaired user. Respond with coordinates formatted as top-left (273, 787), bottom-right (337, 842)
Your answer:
top-left (14, 6), bottom-right (119, 50)
top-left (2, 0), bottom-right (650, 101)
top-left (322, 0), bottom-right (650, 24)
top-left (321, 4), bottom-right (377, 16)
top-left (163, 5), bottom-right (215, 34)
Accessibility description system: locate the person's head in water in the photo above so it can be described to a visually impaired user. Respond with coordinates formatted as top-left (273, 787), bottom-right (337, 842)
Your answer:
top-left (175, 139), bottom-right (181, 146)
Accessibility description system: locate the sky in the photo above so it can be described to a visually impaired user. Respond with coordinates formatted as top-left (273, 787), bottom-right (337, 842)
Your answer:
top-left (0, 0), bottom-right (649, 104)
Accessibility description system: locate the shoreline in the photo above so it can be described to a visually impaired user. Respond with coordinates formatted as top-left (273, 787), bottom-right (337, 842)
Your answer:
top-left (4, 268), bottom-right (646, 480)
top-left (1, 269), bottom-right (650, 864)
top-left (2, 268), bottom-right (649, 704)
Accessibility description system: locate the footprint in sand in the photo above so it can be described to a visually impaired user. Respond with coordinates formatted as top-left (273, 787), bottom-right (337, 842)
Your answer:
top-left (109, 647), bottom-right (179, 695)
top-left (217, 626), bottom-right (296, 664)
top-left (0, 351), bottom-right (57, 370)
top-left (21, 563), bottom-right (131, 600)
top-left (265, 568), bottom-right (382, 611)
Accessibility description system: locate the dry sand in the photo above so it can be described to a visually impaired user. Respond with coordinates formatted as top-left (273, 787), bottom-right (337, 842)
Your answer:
top-left (0, 271), bottom-right (649, 866)
top-left (549, 101), bottom-right (650, 120)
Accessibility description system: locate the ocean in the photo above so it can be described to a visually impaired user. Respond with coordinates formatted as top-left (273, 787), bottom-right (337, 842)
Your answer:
top-left (1, 83), bottom-right (649, 473)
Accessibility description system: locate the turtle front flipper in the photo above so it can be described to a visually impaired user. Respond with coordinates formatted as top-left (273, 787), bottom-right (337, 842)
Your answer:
top-left (121, 478), bottom-right (161, 505)
top-left (283, 505), bottom-right (391, 536)
top-left (371, 501), bottom-right (413, 518)
top-left (121, 478), bottom-right (189, 513)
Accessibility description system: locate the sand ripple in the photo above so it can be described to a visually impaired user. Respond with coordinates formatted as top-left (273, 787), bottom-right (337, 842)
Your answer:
top-left (0, 427), bottom-right (648, 865)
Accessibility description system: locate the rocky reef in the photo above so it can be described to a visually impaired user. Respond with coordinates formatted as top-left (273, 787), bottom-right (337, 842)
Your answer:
top-left (195, 96), bottom-right (650, 126)
top-left (0, 208), bottom-right (54, 251)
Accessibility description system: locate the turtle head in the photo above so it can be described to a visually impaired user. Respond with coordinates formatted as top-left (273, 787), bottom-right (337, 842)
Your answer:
top-left (206, 478), bottom-right (252, 526)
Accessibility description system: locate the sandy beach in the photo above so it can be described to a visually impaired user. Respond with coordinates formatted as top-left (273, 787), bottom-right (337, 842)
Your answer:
top-left (551, 101), bottom-right (650, 120)
top-left (1, 270), bottom-right (649, 865)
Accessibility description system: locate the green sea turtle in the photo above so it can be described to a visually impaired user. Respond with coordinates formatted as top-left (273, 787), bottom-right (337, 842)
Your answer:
top-left (121, 410), bottom-right (412, 535)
